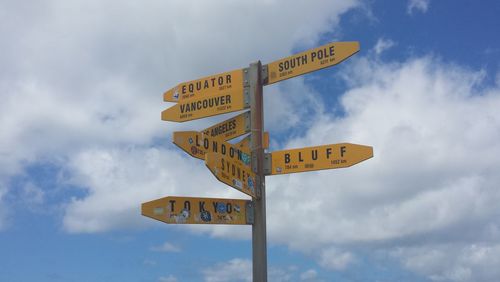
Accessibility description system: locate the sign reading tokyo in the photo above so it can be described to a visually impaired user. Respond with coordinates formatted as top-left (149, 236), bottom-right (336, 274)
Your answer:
top-left (266, 41), bottom-right (360, 85)
top-left (163, 69), bottom-right (244, 102)
top-left (202, 111), bottom-right (250, 141)
top-left (173, 131), bottom-right (251, 166)
top-left (270, 143), bottom-right (373, 175)
top-left (142, 196), bottom-right (253, 225)
top-left (205, 153), bottom-right (258, 198)
top-left (162, 91), bottom-right (248, 122)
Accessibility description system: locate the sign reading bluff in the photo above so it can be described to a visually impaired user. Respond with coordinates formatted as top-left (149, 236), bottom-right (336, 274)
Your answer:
top-left (163, 69), bottom-right (244, 102)
top-left (270, 143), bottom-right (373, 175)
top-left (162, 90), bottom-right (248, 122)
top-left (265, 41), bottom-right (360, 85)
top-left (142, 196), bottom-right (253, 225)
top-left (205, 153), bottom-right (257, 198)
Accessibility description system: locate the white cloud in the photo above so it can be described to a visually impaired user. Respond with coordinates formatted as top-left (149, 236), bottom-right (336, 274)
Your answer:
top-left (261, 56), bottom-right (500, 281)
top-left (158, 275), bottom-right (178, 282)
top-left (0, 0), bottom-right (361, 229)
top-left (202, 259), bottom-right (301, 282)
top-left (407, 0), bottom-right (430, 14)
top-left (150, 241), bottom-right (181, 253)
top-left (373, 38), bottom-right (396, 56)
top-left (202, 258), bottom-right (252, 282)
top-left (300, 269), bottom-right (318, 280)
top-left (318, 248), bottom-right (356, 270)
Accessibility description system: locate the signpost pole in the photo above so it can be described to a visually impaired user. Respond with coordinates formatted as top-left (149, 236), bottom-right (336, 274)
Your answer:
top-left (249, 61), bottom-right (267, 281)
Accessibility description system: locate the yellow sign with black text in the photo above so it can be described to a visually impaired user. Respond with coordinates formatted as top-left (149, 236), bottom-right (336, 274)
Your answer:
top-left (163, 69), bottom-right (244, 102)
top-left (235, 132), bottom-right (270, 150)
top-left (173, 131), bottom-right (251, 165)
top-left (142, 196), bottom-right (253, 225)
top-left (162, 91), bottom-right (248, 122)
top-left (205, 153), bottom-right (258, 198)
top-left (266, 41), bottom-right (359, 85)
top-left (270, 143), bottom-right (373, 175)
top-left (202, 111), bottom-right (250, 141)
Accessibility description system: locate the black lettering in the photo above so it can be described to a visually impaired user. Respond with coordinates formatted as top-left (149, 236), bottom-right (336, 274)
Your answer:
top-left (299, 152), bottom-right (304, 162)
top-left (221, 144), bottom-right (226, 155)
top-left (211, 78), bottom-right (216, 87)
top-left (184, 201), bottom-right (191, 211)
top-left (169, 200), bottom-right (176, 212)
top-left (182, 85), bottom-right (187, 94)
top-left (226, 203), bottom-right (232, 213)
top-left (340, 146), bottom-right (346, 157)
top-left (199, 201), bottom-right (206, 212)
top-left (203, 138), bottom-right (209, 150)
top-left (212, 140), bottom-right (218, 153)
top-left (326, 148), bottom-right (332, 159)
top-left (285, 153), bottom-right (290, 164)
top-left (311, 150), bottom-right (318, 160)
top-left (226, 74), bottom-right (232, 84)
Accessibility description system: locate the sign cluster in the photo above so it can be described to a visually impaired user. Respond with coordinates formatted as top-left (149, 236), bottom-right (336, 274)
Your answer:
top-left (142, 41), bottom-right (373, 226)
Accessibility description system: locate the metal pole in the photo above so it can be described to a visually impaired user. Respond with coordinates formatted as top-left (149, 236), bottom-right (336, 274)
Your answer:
top-left (249, 61), bottom-right (267, 282)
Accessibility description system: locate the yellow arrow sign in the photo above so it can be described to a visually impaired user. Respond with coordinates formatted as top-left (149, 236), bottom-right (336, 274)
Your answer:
top-left (163, 69), bottom-right (244, 102)
top-left (162, 91), bottom-right (248, 122)
top-left (173, 131), bottom-right (251, 165)
top-left (270, 143), bottom-right (373, 175)
top-left (205, 153), bottom-right (258, 198)
top-left (266, 41), bottom-right (359, 85)
top-left (201, 111), bottom-right (250, 141)
top-left (235, 132), bottom-right (270, 150)
top-left (142, 196), bottom-right (253, 225)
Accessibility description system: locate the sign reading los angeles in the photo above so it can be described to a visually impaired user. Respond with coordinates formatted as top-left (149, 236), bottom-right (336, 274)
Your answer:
top-left (270, 143), bottom-right (373, 175)
top-left (142, 196), bottom-right (253, 225)
top-left (202, 111), bottom-right (250, 141)
top-left (205, 152), bottom-right (257, 198)
top-left (173, 131), bottom-right (251, 166)
top-left (164, 69), bottom-right (244, 102)
top-left (266, 41), bottom-right (359, 85)
top-left (162, 91), bottom-right (248, 122)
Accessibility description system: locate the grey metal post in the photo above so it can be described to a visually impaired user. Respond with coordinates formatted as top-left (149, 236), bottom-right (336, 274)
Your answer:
top-left (249, 61), bottom-right (267, 281)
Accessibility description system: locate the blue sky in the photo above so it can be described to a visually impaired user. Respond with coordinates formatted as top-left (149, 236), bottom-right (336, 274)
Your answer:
top-left (1, 0), bottom-right (500, 281)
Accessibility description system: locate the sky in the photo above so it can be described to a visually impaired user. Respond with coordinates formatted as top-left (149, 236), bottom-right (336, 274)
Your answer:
top-left (1, 0), bottom-right (500, 281)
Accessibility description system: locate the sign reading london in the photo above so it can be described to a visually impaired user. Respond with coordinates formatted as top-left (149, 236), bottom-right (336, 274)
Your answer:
top-left (266, 41), bottom-right (359, 85)
top-left (162, 91), bottom-right (248, 122)
top-left (270, 143), bottom-right (373, 175)
top-left (164, 69), bottom-right (244, 102)
top-left (142, 196), bottom-right (253, 225)
top-left (172, 131), bottom-right (251, 165)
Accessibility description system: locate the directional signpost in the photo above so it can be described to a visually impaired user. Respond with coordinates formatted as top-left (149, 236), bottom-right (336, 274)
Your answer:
top-left (164, 69), bottom-right (244, 102)
top-left (270, 143), bottom-right (373, 175)
top-left (205, 152), bottom-right (258, 198)
top-left (162, 91), bottom-right (249, 122)
top-left (142, 196), bottom-right (253, 225)
top-left (265, 41), bottom-right (360, 85)
top-left (172, 131), bottom-right (251, 165)
top-left (143, 41), bottom-right (371, 282)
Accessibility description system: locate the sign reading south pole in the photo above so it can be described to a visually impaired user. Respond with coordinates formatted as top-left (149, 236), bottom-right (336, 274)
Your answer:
top-left (266, 41), bottom-right (359, 85)
top-left (205, 152), bottom-right (258, 198)
top-left (271, 143), bottom-right (373, 175)
top-left (162, 91), bottom-right (248, 122)
top-left (164, 69), bottom-right (244, 102)
top-left (142, 196), bottom-right (254, 225)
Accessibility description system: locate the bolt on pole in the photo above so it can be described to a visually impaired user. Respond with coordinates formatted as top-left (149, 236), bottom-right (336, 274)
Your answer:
top-left (249, 61), bottom-right (267, 282)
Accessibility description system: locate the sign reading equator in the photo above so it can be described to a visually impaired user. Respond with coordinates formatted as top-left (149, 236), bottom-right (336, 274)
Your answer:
top-left (266, 41), bottom-right (360, 85)
top-left (164, 69), bottom-right (244, 102)
top-left (142, 196), bottom-right (253, 225)
top-left (270, 143), bottom-right (373, 175)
